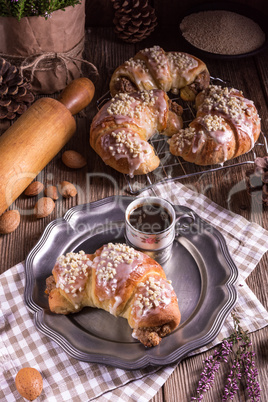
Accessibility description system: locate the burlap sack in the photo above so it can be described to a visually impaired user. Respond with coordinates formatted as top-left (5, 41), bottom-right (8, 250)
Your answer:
top-left (0, 0), bottom-right (95, 94)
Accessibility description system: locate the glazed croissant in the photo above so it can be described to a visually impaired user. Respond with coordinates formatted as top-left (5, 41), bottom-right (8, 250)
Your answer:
top-left (90, 89), bottom-right (183, 177)
top-left (109, 45), bottom-right (210, 101)
top-left (45, 243), bottom-right (181, 347)
top-left (168, 85), bottom-right (261, 165)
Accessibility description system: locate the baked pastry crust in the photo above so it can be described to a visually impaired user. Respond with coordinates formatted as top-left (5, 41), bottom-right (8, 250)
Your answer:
top-left (109, 45), bottom-right (210, 101)
top-left (90, 89), bottom-right (183, 177)
top-left (168, 85), bottom-right (261, 165)
top-left (45, 244), bottom-right (181, 347)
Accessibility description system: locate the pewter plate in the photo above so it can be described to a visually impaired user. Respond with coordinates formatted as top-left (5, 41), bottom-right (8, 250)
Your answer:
top-left (24, 196), bottom-right (238, 369)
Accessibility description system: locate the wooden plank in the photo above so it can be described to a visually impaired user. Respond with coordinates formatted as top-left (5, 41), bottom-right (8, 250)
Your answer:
top-left (1, 25), bottom-right (268, 402)
top-left (85, 0), bottom-right (114, 27)
top-left (84, 0), bottom-right (268, 27)
top-left (255, 51), bottom-right (268, 105)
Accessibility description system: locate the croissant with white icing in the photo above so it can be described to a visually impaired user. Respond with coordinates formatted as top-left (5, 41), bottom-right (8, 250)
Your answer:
top-left (90, 89), bottom-right (183, 177)
top-left (109, 45), bottom-right (210, 101)
top-left (45, 243), bottom-right (181, 347)
top-left (168, 85), bottom-right (261, 165)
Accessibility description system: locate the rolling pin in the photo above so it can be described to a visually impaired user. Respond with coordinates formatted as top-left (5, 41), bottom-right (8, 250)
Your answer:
top-left (0, 77), bottom-right (95, 215)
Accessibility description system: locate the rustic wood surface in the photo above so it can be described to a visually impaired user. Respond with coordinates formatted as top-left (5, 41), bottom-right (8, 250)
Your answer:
top-left (85, 0), bottom-right (268, 27)
top-left (1, 18), bottom-right (268, 402)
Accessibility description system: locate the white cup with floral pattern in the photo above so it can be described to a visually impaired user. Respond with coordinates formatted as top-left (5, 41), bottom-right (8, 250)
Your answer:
top-left (125, 196), bottom-right (176, 263)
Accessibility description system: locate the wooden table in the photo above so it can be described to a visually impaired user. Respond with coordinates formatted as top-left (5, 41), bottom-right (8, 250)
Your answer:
top-left (1, 24), bottom-right (268, 402)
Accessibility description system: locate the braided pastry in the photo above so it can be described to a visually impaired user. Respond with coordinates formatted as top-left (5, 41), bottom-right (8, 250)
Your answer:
top-left (90, 89), bottom-right (183, 177)
top-left (168, 85), bottom-right (261, 165)
top-left (109, 45), bottom-right (210, 101)
top-left (45, 243), bottom-right (181, 347)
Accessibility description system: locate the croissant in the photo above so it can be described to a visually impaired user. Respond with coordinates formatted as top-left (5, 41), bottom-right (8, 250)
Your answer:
top-left (168, 85), bottom-right (261, 165)
top-left (45, 243), bottom-right (181, 347)
top-left (109, 45), bottom-right (210, 101)
top-left (90, 89), bottom-right (183, 177)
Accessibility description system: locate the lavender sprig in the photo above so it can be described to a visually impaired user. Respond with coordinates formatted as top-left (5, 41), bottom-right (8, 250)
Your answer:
top-left (222, 358), bottom-right (242, 401)
top-left (242, 351), bottom-right (261, 401)
top-left (191, 340), bottom-right (233, 401)
top-left (224, 314), bottom-right (261, 401)
top-left (192, 312), bottom-right (261, 401)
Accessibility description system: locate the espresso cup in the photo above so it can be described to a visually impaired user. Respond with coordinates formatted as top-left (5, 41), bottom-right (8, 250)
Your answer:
top-left (125, 196), bottom-right (176, 264)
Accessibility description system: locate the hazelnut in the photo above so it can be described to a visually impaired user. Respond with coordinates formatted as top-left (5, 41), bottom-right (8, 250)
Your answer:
top-left (24, 181), bottom-right (44, 196)
top-left (0, 210), bottom-right (20, 234)
top-left (34, 197), bottom-right (55, 218)
top-left (58, 181), bottom-right (77, 198)
top-left (44, 185), bottom-right (59, 200)
top-left (15, 367), bottom-right (43, 401)
top-left (62, 150), bottom-right (87, 169)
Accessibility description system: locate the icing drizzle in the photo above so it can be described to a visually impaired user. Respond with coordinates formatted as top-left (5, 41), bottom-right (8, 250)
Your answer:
top-left (132, 276), bottom-right (173, 320)
top-left (101, 128), bottom-right (152, 177)
top-left (54, 251), bottom-right (92, 309)
top-left (92, 243), bottom-right (144, 312)
top-left (169, 85), bottom-right (260, 162)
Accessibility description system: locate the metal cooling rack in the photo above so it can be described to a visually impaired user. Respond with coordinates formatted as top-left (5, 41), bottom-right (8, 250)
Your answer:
top-left (96, 81), bottom-right (268, 195)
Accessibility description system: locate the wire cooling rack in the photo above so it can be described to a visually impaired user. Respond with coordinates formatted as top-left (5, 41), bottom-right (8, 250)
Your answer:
top-left (96, 81), bottom-right (268, 195)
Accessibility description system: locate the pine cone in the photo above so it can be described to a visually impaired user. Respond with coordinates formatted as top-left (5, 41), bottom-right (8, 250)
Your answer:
top-left (112, 0), bottom-right (158, 43)
top-left (0, 57), bottom-right (34, 121)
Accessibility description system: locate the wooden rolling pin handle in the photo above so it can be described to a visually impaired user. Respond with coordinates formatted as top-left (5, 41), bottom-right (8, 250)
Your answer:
top-left (0, 77), bottom-right (95, 216)
top-left (57, 77), bottom-right (95, 115)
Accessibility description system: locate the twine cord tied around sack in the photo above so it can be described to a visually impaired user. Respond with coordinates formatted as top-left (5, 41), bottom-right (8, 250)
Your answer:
top-left (0, 36), bottom-right (98, 87)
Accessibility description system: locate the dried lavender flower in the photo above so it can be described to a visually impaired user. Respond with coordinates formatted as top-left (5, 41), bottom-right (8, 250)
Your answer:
top-left (222, 358), bottom-right (242, 401)
top-left (242, 351), bottom-right (261, 401)
top-left (191, 340), bottom-right (233, 401)
top-left (192, 313), bottom-right (261, 401)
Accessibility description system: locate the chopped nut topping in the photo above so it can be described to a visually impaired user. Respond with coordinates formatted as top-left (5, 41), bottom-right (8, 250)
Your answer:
top-left (55, 251), bottom-right (91, 297)
top-left (107, 130), bottom-right (145, 158)
top-left (141, 46), bottom-right (168, 70)
top-left (168, 127), bottom-right (196, 153)
top-left (169, 85), bottom-right (260, 156)
top-left (202, 114), bottom-right (226, 131)
top-left (107, 91), bottom-right (156, 119)
top-left (167, 52), bottom-right (198, 72)
top-left (125, 58), bottom-right (149, 73)
top-left (133, 276), bottom-right (173, 316)
top-left (94, 243), bottom-right (142, 283)
top-left (139, 46), bottom-right (199, 80)
top-left (201, 85), bottom-right (256, 124)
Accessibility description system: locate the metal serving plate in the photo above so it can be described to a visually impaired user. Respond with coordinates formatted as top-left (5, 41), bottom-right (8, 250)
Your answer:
top-left (24, 196), bottom-right (238, 369)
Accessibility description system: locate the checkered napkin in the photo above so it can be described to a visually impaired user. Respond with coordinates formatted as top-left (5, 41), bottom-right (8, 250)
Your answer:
top-left (1, 181), bottom-right (268, 402)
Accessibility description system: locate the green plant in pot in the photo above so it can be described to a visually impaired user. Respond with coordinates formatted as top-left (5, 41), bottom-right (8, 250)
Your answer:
top-left (0, 0), bottom-right (81, 20)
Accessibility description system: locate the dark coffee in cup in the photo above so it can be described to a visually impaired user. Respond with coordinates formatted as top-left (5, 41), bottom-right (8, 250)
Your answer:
top-left (129, 203), bottom-right (172, 234)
